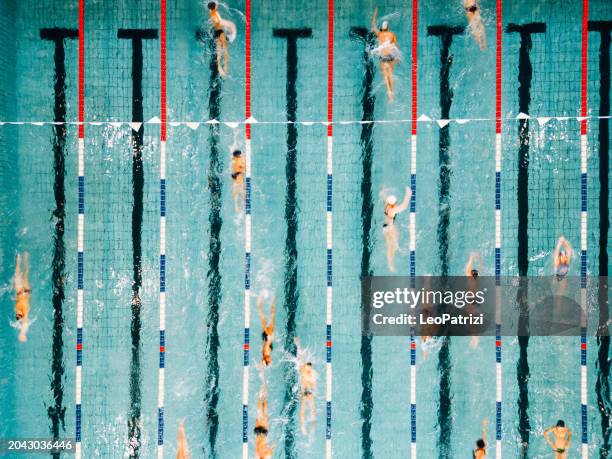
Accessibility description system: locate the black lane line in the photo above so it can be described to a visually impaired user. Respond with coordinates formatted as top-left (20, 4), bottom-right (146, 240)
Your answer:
top-left (427, 25), bottom-right (463, 459)
top-left (117, 28), bottom-right (158, 459)
top-left (40, 28), bottom-right (78, 457)
top-left (589, 20), bottom-right (612, 458)
top-left (273, 27), bottom-right (312, 459)
top-left (200, 30), bottom-right (223, 458)
top-left (506, 22), bottom-right (545, 457)
top-left (350, 26), bottom-right (376, 459)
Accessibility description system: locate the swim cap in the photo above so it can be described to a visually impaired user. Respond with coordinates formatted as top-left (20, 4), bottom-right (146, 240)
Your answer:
top-left (387, 195), bottom-right (397, 205)
top-left (381, 21), bottom-right (389, 30)
top-left (471, 269), bottom-right (479, 278)
top-left (233, 150), bottom-right (242, 157)
top-left (207, 1), bottom-right (217, 10)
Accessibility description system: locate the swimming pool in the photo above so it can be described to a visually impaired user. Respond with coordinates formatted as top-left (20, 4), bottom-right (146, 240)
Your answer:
top-left (0, 0), bottom-right (610, 457)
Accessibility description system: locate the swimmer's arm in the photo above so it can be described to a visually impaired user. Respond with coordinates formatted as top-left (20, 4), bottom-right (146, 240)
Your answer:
top-left (482, 418), bottom-right (487, 446)
top-left (566, 429), bottom-right (572, 448)
top-left (371, 8), bottom-right (380, 34)
top-left (270, 297), bottom-right (275, 326)
top-left (18, 315), bottom-right (29, 342)
top-left (553, 238), bottom-right (563, 267)
top-left (395, 186), bottom-right (412, 213)
top-left (543, 427), bottom-right (554, 448)
top-left (465, 254), bottom-right (474, 277)
top-left (562, 239), bottom-right (573, 259)
top-left (392, 33), bottom-right (399, 47)
top-left (294, 336), bottom-right (302, 355)
top-left (257, 296), bottom-right (266, 327)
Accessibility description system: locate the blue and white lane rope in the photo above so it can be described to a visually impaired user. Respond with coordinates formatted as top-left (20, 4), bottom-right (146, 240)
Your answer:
top-left (325, 134), bottom-right (333, 459)
top-left (157, 139), bottom-right (166, 459)
top-left (75, 135), bottom-right (84, 459)
top-left (580, 128), bottom-right (588, 459)
top-left (242, 130), bottom-right (252, 459)
top-left (494, 131), bottom-right (502, 459)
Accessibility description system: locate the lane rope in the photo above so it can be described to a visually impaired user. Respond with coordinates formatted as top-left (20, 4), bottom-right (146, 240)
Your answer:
top-left (157, 0), bottom-right (167, 457)
top-left (495, 0), bottom-right (503, 456)
top-left (326, 0), bottom-right (334, 457)
top-left (410, 0), bottom-right (418, 456)
top-left (74, 0), bottom-right (85, 456)
top-left (580, 0), bottom-right (589, 456)
top-left (243, 0), bottom-right (252, 457)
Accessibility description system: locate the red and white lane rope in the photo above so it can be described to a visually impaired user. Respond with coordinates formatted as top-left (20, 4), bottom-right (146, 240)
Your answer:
top-left (579, 0), bottom-right (589, 456)
top-left (494, 0), bottom-right (502, 457)
top-left (409, 1), bottom-right (418, 456)
top-left (325, 1), bottom-right (334, 457)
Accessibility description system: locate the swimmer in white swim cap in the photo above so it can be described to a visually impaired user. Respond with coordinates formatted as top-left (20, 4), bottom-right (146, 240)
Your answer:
top-left (382, 187), bottom-right (411, 272)
top-left (371, 7), bottom-right (400, 102)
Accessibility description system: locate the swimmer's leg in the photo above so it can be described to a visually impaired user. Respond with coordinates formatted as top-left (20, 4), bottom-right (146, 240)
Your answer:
top-left (215, 38), bottom-right (226, 78)
top-left (307, 394), bottom-right (315, 426)
top-left (221, 35), bottom-right (229, 76)
top-left (384, 230), bottom-right (396, 272)
top-left (232, 182), bottom-right (241, 213)
top-left (14, 253), bottom-right (22, 291)
top-left (383, 63), bottom-right (394, 102)
top-left (23, 252), bottom-right (30, 290)
top-left (388, 62), bottom-right (395, 98)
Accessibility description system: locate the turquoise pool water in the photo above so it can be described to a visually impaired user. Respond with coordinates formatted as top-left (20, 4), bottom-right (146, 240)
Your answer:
top-left (0, 0), bottom-right (610, 458)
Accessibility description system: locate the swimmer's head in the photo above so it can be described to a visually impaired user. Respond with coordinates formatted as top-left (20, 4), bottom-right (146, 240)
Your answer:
top-left (233, 150), bottom-right (242, 157)
top-left (476, 439), bottom-right (485, 449)
top-left (15, 312), bottom-right (23, 320)
top-left (306, 362), bottom-right (312, 366)
top-left (207, 1), bottom-right (217, 10)
top-left (471, 269), bottom-right (479, 279)
top-left (386, 195), bottom-right (397, 206)
top-left (557, 420), bottom-right (565, 428)
top-left (381, 21), bottom-right (389, 31)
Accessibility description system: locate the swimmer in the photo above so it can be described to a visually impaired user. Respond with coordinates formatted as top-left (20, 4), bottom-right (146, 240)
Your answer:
top-left (207, 1), bottom-right (232, 77)
top-left (231, 149), bottom-right (246, 213)
top-left (465, 251), bottom-right (483, 348)
top-left (553, 236), bottom-right (572, 281)
top-left (254, 386), bottom-right (274, 459)
top-left (176, 420), bottom-right (190, 459)
top-left (473, 417), bottom-right (487, 458)
top-left (382, 187), bottom-right (412, 272)
top-left (294, 337), bottom-right (317, 435)
top-left (13, 252), bottom-right (31, 342)
top-left (257, 294), bottom-right (275, 366)
top-left (544, 420), bottom-right (572, 459)
top-left (465, 251), bottom-right (483, 279)
top-left (371, 8), bottom-right (400, 101)
top-left (464, 0), bottom-right (486, 50)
